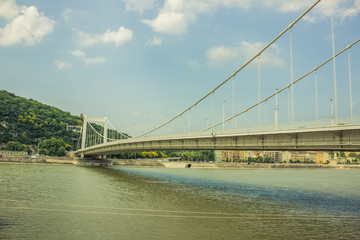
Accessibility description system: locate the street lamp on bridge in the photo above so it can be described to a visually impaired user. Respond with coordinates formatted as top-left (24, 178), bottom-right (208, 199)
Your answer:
top-left (330, 99), bottom-right (334, 125)
top-left (223, 100), bottom-right (226, 130)
top-left (275, 89), bottom-right (279, 129)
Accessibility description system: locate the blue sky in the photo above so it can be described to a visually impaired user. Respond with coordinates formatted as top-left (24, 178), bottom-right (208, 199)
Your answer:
top-left (1, 0), bottom-right (360, 136)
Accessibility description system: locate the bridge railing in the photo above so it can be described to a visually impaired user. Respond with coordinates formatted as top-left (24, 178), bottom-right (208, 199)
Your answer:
top-left (199, 116), bottom-right (360, 137)
top-left (120, 116), bottom-right (360, 142)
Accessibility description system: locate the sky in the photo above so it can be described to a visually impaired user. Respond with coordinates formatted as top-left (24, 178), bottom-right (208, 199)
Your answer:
top-left (1, 0), bottom-right (360, 136)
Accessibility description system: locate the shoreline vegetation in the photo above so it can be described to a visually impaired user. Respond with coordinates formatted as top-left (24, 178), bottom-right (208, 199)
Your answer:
top-left (1, 156), bottom-right (360, 169)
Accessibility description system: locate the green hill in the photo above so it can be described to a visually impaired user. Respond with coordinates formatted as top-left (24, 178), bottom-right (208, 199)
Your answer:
top-left (0, 90), bottom-right (82, 153)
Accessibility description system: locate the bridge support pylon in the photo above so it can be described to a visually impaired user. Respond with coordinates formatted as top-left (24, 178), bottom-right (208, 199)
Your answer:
top-left (80, 115), bottom-right (109, 159)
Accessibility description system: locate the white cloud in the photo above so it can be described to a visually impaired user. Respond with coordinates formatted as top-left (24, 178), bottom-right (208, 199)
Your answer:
top-left (274, 0), bottom-right (314, 12)
top-left (0, 0), bottom-right (19, 20)
top-left (84, 57), bottom-right (107, 64)
top-left (71, 49), bottom-right (86, 57)
top-left (56, 61), bottom-right (72, 70)
top-left (62, 8), bottom-right (73, 22)
top-left (142, 0), bottom-right (251, 35)
top-left (187, 59), bottom-right (201, 69)
top-left (101, 27), bottom-right (133, 46)
top-left (206, 41), bottom-right (286, 68)
top-left (70, 50), bottom-right (106, 65)
top-left (64, 50), bottom-right (107, 66)
top-left (240, 42), bottom-right (286, 68)
top-left (220, 0), bottom-right (252, 9)
top-left (77, 26), bottom-right (133, 47)
top-left (261, 0), bottom-right (360, 22)
top-left (0, 5), bottom-right (54, 46)
top-left (306, 0), bottom-right (360, 22)
top-left (62, 8), bottom-right (86, 23)
top-left (122, 0), bottom-right (158, 13)
top-left (206, 46), bottom-right (239, 66)
top-left (146, 36), bottom-right (162, 46)
top-left (143, 11), bottom-right (188, 35)
top-left (143, 0), bottom-right (360, 35)
top-left (76, 31), bottom-right (98, 46)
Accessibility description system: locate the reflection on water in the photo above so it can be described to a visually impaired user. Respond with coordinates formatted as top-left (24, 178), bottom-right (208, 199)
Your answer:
top-left (0, 164), bottom-right (359, 239)
top-left (117, 167), bottom-right (360, 215)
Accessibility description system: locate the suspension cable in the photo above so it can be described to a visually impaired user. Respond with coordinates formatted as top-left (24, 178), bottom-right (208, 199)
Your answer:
top-left (135, 0), bottom-right (322, 138)
top-left (258, 55), bottom-right (261, 125)
top-left (86, 120), bottom-right (106, 141)
top-left (107, 120), bottom-right (130, 139)
top-left (201, 37), bottom-right (360, 132)
top-left (290, 28), bottom-right (295, 123)
top-left (86, 118), bottom-right (129, 143)
top-left (314, 71), bottom-right (319, 121)
top-left (264, 101), bottom-right (267, 125)
top-left (348, 49), bottom-right (353, 120)
top-left (211, 93), bottom-right (214, 127)
top-left (331, 0), bottom-right (338, 124)
top-left (232, 76), bottom-right (236, 128)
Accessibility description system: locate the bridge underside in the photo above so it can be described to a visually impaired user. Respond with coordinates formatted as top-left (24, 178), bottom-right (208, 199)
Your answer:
top-left (76, 126), bottom-right (360, 157)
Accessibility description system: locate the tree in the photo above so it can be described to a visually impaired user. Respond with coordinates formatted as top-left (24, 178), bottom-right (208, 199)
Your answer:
top-left (57, 147), bottom-right (66, 156)
top-left (256, 156), bottom-right (264, 163)
top-left (141, 151), bottom-right (149, 158)
top-left (349, 152), bottom-right (357, 158)
top-left (39, 138), bottom-right (68, 156)
top-left (149, 152), bottom-right (159, 158)
top-left (65, 144), bottom-right (72, 151)
top-left (4, 141), bottom-right (31, 154)
top-left (5, 141), bottom-right (23, 151)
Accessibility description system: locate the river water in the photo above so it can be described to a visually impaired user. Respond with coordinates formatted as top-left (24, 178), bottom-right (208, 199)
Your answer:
top-left (1, 164), bottom-right (360, 239)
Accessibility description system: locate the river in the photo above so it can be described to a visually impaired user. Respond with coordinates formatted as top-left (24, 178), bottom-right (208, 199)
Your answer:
top-left (1, 164), bottom-right (360, 239)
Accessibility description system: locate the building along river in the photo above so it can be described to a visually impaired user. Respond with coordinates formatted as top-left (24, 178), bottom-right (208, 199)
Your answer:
top-left (1, 164), bottom-right (360, 239)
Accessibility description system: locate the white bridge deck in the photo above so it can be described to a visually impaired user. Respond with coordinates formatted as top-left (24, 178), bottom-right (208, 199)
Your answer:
top-left (76, 118), bottom-right (360, 157)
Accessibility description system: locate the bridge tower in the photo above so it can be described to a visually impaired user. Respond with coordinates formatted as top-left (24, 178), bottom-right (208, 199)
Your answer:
top-left (80, 115), bottom-right (109, 158)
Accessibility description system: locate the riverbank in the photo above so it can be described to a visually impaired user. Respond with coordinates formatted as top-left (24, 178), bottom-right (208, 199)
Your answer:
top-left (114, 159), bottom-right (360, 169)
top-left (0, 155), bottom-right (73, 165)
top-left (1, 157), bottom-right (360, 169)
top-left (212, 162), bottom-right (360, 169)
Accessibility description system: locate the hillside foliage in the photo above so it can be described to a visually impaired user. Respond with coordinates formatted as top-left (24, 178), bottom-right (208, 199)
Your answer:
top-left (0, 90), bottom-right (82, 153)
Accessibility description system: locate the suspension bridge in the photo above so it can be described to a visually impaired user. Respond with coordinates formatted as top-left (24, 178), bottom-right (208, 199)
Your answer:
top-left (75, 0), bottom-right (360, 158)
